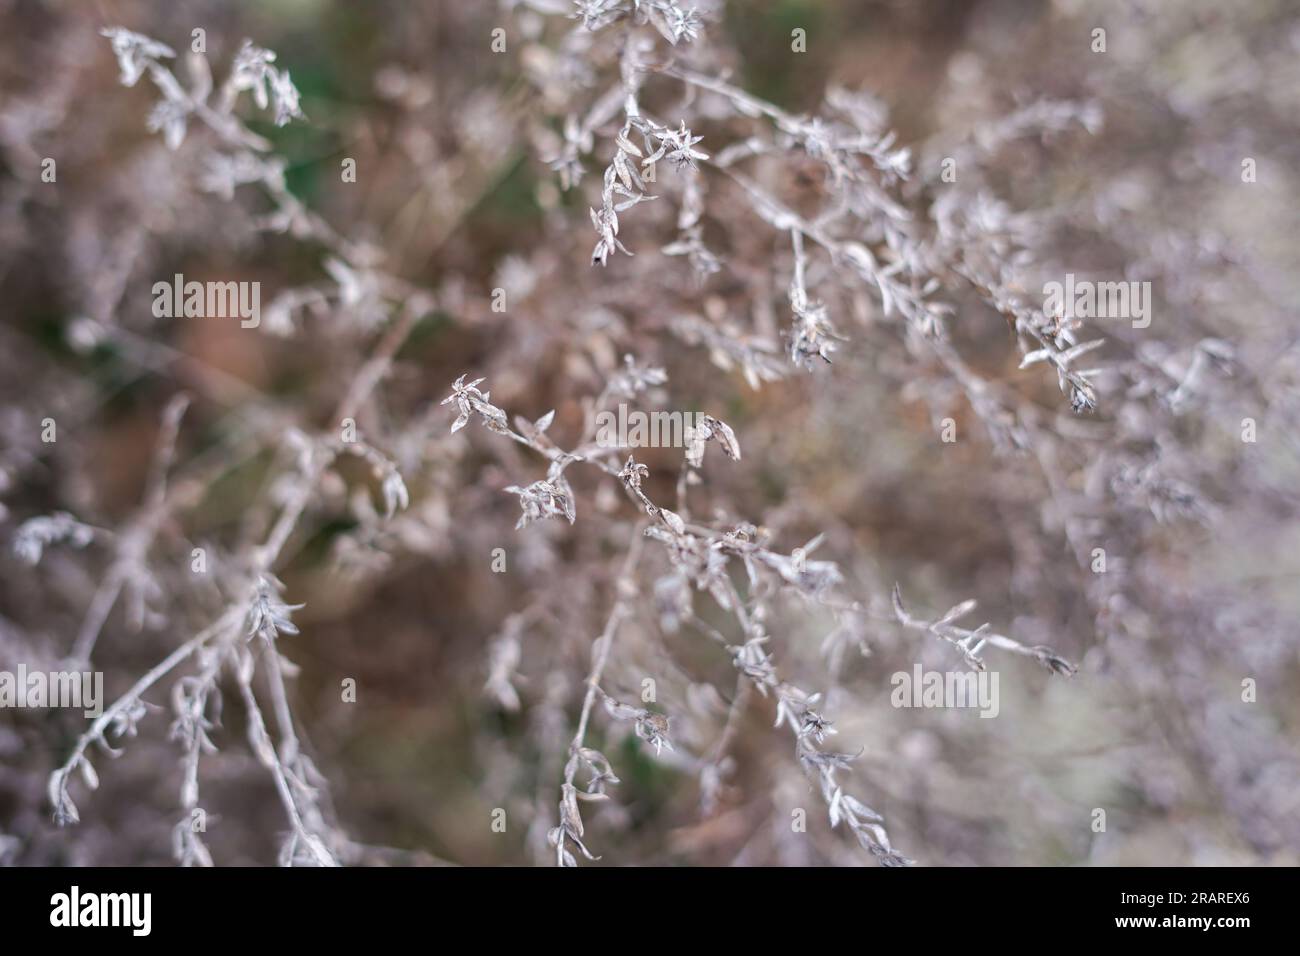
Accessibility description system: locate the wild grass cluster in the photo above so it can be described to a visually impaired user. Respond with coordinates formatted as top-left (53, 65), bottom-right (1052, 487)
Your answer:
top-left (1, 0), bottom-right (1297, 866)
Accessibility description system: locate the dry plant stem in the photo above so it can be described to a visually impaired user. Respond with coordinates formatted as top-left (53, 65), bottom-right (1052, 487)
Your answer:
top-left (566, 527), bottom-right (646, 762)
top-left (712, 675), bottom-right (751, 759)
top-left (233, 646), bottom-right (334, 866)
top-left (52, 608), bottom-right (243, 799)
top-left (97, 323), bottom-right (268, 408)
top-left (556, 524), bottom-right (647, 866)
top-left (891, 586), bottom-right (1077, 675)
top-left (69, 393), bottom-right (191, 664)
top-left (262, 643), bottom-right (301, 765)
top-left (69, 565), bottom-right (130, 666)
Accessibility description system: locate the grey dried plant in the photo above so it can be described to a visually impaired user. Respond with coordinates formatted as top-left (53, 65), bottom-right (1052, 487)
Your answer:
top-left (1, 0), bottom-right (1297, 870)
